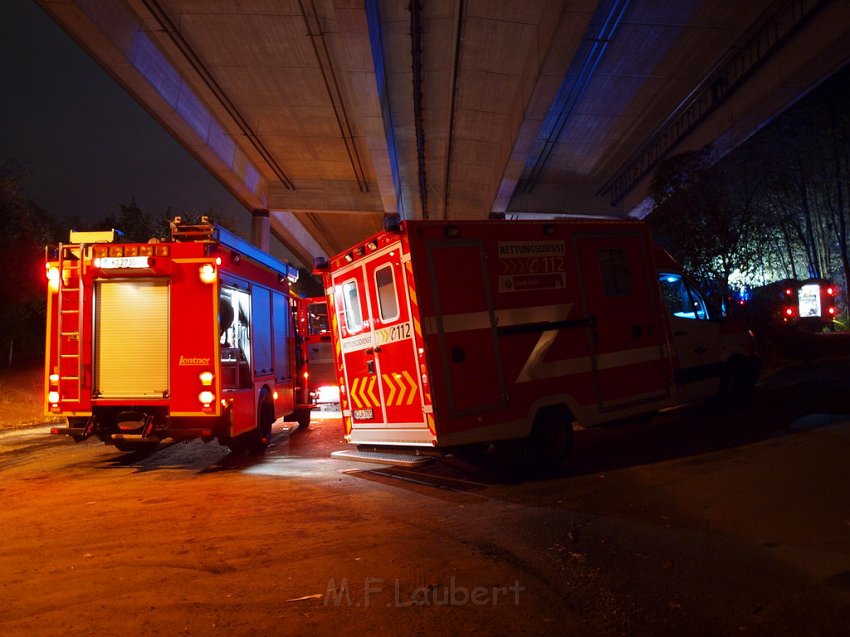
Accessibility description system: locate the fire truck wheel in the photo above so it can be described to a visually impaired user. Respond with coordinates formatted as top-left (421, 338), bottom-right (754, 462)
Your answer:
top-left (112, 440), bottom-right (159, 454)
top-left (524, 406), bottom-right (574, 470)
top-left (227, 390), bottom-right (275, 454)
top-left (253, 393), bottom-right (276, 452)
top-left (296, 408), bottom-right (311, 430)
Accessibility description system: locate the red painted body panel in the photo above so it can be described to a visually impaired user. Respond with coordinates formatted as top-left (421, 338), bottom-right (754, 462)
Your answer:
top-left (323, 219), bottom-right (758, 449)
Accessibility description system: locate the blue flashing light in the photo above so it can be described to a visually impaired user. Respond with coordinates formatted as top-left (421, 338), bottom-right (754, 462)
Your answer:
top-left (213, 226), bottom-right (293, 280)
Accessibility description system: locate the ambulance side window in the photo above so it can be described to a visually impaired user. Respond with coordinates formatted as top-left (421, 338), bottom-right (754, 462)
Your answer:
top-left (598, 249), bottom-right (631, 296)
top-left (658, 273), bottom-right (708, 320)
top-left (374, 265), bottom-right (399, 322)
top-left (341, 280), bottom-right (363, 332)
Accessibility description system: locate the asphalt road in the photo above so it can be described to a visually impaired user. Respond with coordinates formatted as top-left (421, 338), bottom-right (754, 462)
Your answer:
top-left (1, 394), bottom-right (850, 636)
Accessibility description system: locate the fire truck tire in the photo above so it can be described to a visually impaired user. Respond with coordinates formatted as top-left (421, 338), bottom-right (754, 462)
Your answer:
top-left (228, 390), bottom-right (275, 453)
top-left (252, 393), bottom-right (276, 452)
top-left (112, 440), bottom-right (159, 454)
top-left (296, 408), bottom-right (311, 430)
top-left (524, 406), bottom-right (574, 470)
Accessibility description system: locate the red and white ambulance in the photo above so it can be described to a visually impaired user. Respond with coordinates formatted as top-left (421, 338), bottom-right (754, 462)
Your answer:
top-left (317, 217), bottom-right (759, 466)
top-left (45, 217), bottom-right (311, 452)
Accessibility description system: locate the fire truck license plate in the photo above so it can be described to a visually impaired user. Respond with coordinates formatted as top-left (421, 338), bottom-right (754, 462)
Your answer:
top-left (353, 409), bottom-right (374, 420)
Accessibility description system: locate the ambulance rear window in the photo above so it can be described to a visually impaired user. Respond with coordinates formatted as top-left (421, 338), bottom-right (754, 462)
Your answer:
top-left (374, 265), bottom-right (399, 322)
top-left (342, 280), bottom-right (363, 332)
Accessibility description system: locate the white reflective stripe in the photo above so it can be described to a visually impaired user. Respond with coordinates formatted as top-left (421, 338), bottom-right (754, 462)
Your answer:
top-left (516, 330), bottom-right (593, 382)
top-left (424, 311), bottom-right (490, 335)
top-left (423, 303), bottom-right (573, 335)
top-left (495, 303), bottom-right (572, 326)
top-left (595, 346), bottom-right (664, 370)
top-left (517, 339), bottom-right (664, 383)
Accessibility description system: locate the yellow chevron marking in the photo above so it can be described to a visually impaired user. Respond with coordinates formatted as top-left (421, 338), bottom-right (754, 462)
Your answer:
top-left (383, 373), bottom-right (397, 406)
top-left (395, 373), bottom-right (409, 406)
top-left (350, 377), bottom-right (363, 409)
top-left (402, 370), bottom-right (417, 405)
top-left (365, 375), bottom-right (379, 407)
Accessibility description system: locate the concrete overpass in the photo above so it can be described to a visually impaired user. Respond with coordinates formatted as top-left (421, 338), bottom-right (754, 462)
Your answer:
top-left (36, 0), bottom-right (850, 267)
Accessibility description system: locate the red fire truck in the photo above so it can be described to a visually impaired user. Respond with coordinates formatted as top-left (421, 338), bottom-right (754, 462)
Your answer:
top-left (298, 297), bottom-right (338, 406)
top-left (317, 217), bottom-right (759, 467)
top-left (45, 217), bottom-right (311, 453)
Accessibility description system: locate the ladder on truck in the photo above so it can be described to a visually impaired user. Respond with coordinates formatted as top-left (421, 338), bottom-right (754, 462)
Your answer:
top-left (56, 245), bottom-right (84, 404)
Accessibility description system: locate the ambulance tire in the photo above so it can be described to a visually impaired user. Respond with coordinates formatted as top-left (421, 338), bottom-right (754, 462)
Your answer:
top-left (716, 357), bottom-right (757, 408)
top-left (524, 406), bottom-right (574, 472)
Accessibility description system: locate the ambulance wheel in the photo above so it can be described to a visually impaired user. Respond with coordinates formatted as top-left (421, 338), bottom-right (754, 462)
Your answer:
top-left (524, 406), bottom-right (574, 471)
top-left (717, 357), bottom-right (757, 408)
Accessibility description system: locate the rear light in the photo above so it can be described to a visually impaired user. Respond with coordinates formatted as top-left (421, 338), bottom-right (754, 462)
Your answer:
top-left (48, 391), bottom-right (60, 404)
top-left (46, 266), bottom-right (60, 291)
top-left (199, 391), bottom-right (214, 406)
top-left (199, 371), bottom-right (214, 386)
top-left (199, 264), bottom-right (216, 283)
top-left (828, 306), bottom-right (836, 316)
top-left (784, 307), bottom-right (795, 317)
top-left (827, 287), bottom-right (835, 296)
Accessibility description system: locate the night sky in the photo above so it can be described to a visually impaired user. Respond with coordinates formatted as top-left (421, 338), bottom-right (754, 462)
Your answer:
top-left (0, 0), bottom-right (250, 234)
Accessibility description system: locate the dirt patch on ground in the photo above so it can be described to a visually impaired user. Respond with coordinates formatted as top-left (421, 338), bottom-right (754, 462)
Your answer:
top-left (0, 360), bottom-right (57, 431)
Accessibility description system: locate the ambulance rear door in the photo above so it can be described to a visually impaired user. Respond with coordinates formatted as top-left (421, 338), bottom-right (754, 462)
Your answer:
top-left (331, 242), bottom-right (426, 432)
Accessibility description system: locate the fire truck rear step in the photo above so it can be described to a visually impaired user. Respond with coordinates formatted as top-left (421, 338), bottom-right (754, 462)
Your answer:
top-left (331, 449), bottom-right (434, 467)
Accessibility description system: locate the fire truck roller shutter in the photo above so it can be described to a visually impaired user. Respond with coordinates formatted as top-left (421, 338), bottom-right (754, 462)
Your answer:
top-left (94, 279), bottom-right (169, 398)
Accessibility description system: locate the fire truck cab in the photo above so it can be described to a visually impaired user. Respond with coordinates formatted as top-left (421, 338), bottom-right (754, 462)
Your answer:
top-left (318, 217), bottom-right (759, 468)
top-left (45, 217), bottom-right (311, 453)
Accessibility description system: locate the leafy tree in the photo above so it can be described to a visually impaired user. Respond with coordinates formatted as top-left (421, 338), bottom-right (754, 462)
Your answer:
top-left (647, 147), bottom-right (767, 299)
top-left (0, 161), bottom-right (63, 362)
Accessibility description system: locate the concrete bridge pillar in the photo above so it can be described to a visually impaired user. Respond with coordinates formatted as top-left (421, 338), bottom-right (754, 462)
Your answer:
top-left (251, 208), bottom-right (270, 252)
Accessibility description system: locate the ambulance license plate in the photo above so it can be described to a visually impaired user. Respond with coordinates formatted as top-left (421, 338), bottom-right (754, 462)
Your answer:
top-left (353, 409), bottom-right (374, 420)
